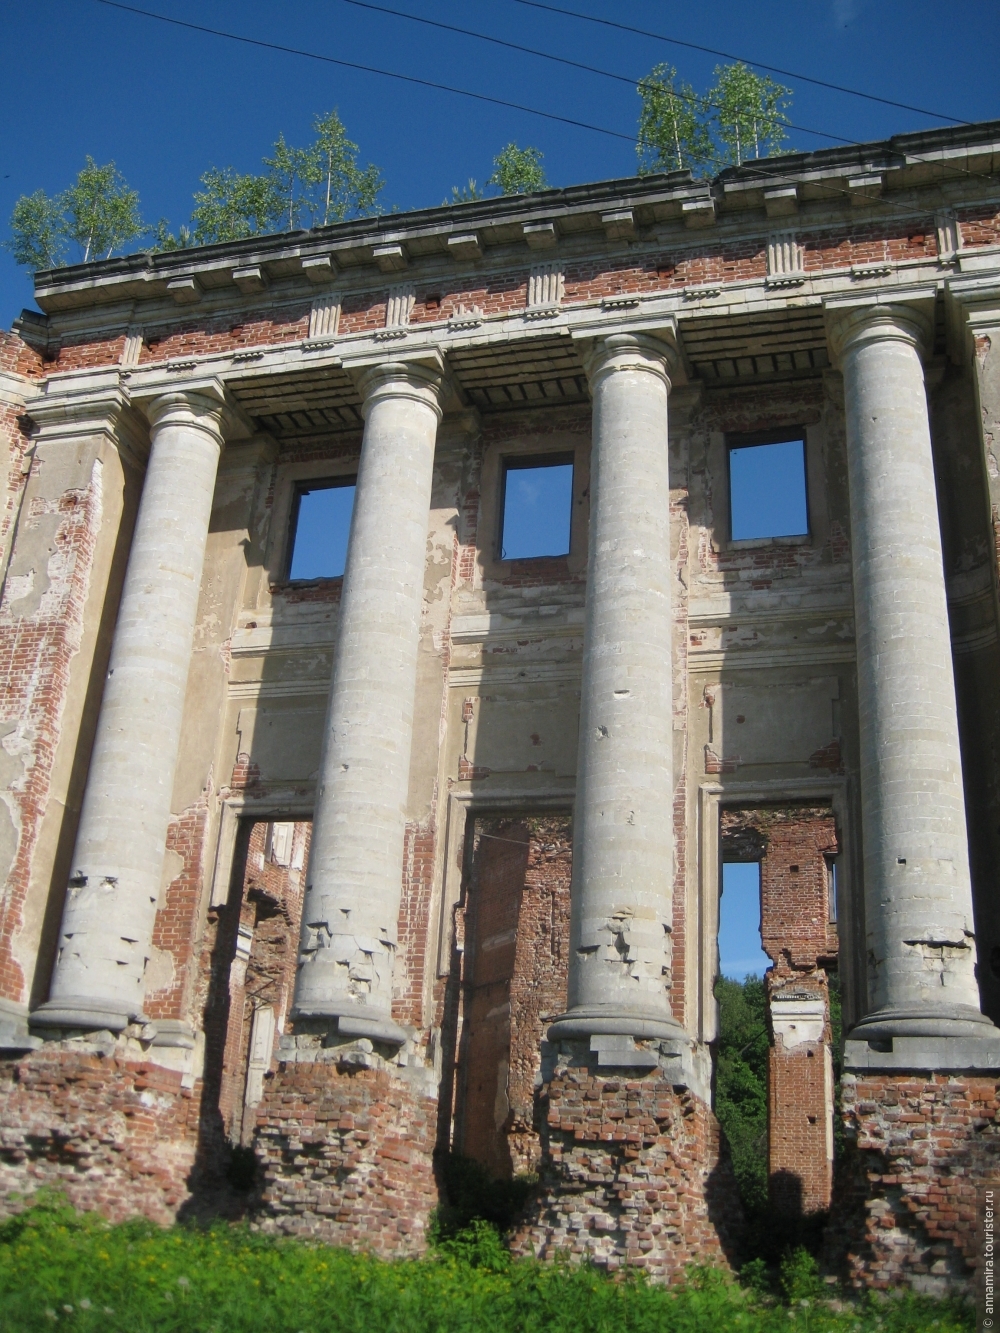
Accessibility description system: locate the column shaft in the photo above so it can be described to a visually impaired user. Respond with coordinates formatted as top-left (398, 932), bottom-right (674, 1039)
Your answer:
top-left (34, 389), bottom-right (226, 1031)
top-left (550, 334), bottom-right (684, 1042)
top-left (833, 305), bottom-right (992, 1041)
top-left (292, 359), bottom-right (442, 1045)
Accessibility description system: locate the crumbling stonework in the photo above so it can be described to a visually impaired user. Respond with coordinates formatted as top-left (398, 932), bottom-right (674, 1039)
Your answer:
top-left (254, 1059), bottom-right (437, 1257)
top-left (824, 1074), bottom-right (1000, 1294)
top-left (0, 1044), bottom-right (198, 1224)
top-left (512, 1066), bottom-right (742, 1281)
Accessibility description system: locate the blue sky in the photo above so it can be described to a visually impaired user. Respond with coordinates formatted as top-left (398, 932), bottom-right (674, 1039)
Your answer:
top-left (2, 0), bottom-right (998, 328)
top-left (719, 861), bottom-right (771, 979)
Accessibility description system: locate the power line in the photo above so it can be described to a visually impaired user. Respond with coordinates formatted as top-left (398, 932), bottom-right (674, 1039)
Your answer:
top-left (90, 0), bottom-right (637, 144)
top-left (335, 0), bottom-right (855, 146)
top-left (87, 0), bottom-right (990, 224)
top-left (512, 0), bottom-right (970, 126)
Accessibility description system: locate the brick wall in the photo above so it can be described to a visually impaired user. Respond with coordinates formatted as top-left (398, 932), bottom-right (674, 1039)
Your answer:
top-left (824, 1073), bottom-right (1000, 1295)
top-left (0, 1046), bottom-right (199, 1223)
top-left (254, 1060), bottom-right (437, 1257)
top-left (446, 815), bottom-right (572, 1176)
top-left (512, 1067), bottom-right (743, 1281)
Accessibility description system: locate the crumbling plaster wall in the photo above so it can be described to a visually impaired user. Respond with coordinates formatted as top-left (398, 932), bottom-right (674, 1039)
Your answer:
top-left (0, 370), bottom-right (145, 1020)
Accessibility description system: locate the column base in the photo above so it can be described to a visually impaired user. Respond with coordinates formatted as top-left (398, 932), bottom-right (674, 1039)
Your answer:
top-left (846, 1005), bottom-right (1000, 1070)
top-left (547, 1004), bottom-right (688, 1043)
top-left (288, 1005), bottom-right (408, 1047)
top-left (511, 1054), bottom-right (743, 1282)
top-left (30, 997), bottom-right (137, 1033)
top-left (823, 1071), bottom-right (1000, 1295)
top-left (252, 1053), bottom-right (437, 1257)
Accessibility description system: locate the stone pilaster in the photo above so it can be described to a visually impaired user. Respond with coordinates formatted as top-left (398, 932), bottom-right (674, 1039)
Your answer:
top-left (32, 384), bottom-right (232, 1032)
top-left (291, 355), bottom-right (444, 1046)
top-left (826, 301), bottom-right (1000, 1067)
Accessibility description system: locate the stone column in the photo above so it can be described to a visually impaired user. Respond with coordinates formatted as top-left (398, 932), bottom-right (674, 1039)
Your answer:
top-left (33, 387), bottom-right (228, 1032)
top-left (292, 357), bottom-right (443, 1046)
top-left (828, 303), bottom-right (999, 1058)
top-left (549, 332), bottom-right (686, 1045)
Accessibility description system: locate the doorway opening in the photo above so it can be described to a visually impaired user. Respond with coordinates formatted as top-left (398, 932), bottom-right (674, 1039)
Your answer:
top-left (442, 813), bottom-right (571, 1181)
top-left (716, 805), bottom-right (840, 1225)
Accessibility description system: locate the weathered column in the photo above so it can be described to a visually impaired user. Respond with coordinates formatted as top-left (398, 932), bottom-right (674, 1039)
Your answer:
top-left (828, 302), bottom-right (1000, 1059)
top-left (292, 356), bottom-right (443, 1045)
top-left (32, 386), bottom-right (228, 1032)
top-left (549, 332), bottom-right (686, 1044)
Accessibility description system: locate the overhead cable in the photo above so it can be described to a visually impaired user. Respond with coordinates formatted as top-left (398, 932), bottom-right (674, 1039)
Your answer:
top-left (335, 0), bottom-right (856, 146)
top-left (512, 0), bottom-right (969, 126)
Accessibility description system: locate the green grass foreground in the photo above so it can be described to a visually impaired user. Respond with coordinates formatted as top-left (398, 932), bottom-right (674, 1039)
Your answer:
top-left (0, 1199), bottom-right (974, 1333)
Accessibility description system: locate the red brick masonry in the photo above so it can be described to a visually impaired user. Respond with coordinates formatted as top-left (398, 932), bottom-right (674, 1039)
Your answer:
top-left (254, 1059), bottom-right (437, 1258)
top-left (0, 1046), bottom-right (198, 1224)
top-left (512, 1068), bottom-right (743, 1282)
top-left (824, 1074), bottom-right (1000, 1294)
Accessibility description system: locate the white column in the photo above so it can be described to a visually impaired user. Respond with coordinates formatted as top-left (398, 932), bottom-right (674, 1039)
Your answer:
top-left (549, 333), bottom-right (686, 1043)
top-left (33, 388), bottom-right (228, 1031)
top-left (292, 358), bottom-right (443, 1045)
top-left (829, 303), bottom-right (998, 1050)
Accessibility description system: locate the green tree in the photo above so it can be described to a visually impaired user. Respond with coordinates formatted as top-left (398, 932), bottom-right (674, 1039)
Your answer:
top-left (61, 157), bottom-right (144, 262)
top-left (190, 167), bottom-right (283, 245)
top-left (636, 64), bottom-right (713, 175)
top-left (443, 178), bottom-right (484, 206)
top-left (714, 974), bottom-right (770, 1214)
top-left (264, 133), bottom-right (314, 232)
top-left (304, 110), bottom-right (383, 226)
top-left (708, 61), bottom-right (791, 167)
top-left (151, 219), bottom-right (193, 252)
top-left (3, 190), bottom-right (65, 270)
top-left (488, 143), bottom-right (546, 196)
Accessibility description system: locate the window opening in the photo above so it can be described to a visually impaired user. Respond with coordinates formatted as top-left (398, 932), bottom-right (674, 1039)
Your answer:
top-left (499, 455), bottom-right (573, 560)
top-left (718, 861), bottom-right (770, 979)
top-left (288, 479), bottom-right (356, 580)
top-left (827, 856), bottom-right (838, 924)
top-left (728, 437), bottom-right (808, 541)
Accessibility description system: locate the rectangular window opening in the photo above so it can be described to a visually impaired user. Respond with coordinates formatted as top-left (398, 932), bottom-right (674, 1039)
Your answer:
top-left (728, 435), bottom-right (808, 542)
top-left (287, 478), bottom-right (356, 581)
top-left (826, 856), bottom-right (838, 924)
top-left (499, 454), bottom-right (573, 561)
top-left (718, 860), bottom-right (770, 980)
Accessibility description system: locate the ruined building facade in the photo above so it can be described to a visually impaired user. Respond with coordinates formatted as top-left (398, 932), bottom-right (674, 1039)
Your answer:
top-left (1, 120), bottom-right (999, 1291)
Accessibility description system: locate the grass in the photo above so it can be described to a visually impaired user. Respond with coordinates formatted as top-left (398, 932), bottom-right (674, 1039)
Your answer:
top-left (0, 1197), bottom-right (973, 1333)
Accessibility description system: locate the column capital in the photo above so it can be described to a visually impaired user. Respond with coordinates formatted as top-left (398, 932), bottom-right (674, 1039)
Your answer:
top-left (133, 377), bottom-right (253, 448)
top-left (579, 331), bottom-right (677, 392)
top-left (343, 351), bottom-right (445, 422)
top-left (824, 299), bottom-right (934, 368)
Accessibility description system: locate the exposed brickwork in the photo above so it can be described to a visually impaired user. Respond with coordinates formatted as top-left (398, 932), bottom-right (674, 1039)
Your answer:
top-left (0, 329), bottom-right (45, 378)
top-left (0, 463), bottom-right (104, 1006)
top-left (145, 796), bottom-right (211, 1023)
top-left (254, 1061), bottom-right (437, 1256)
top-left (824, 1074), bottom-right (1000, 1295)
top-left (394, 820), bottom-right (437, 1030)
top-left (512, 1069), bottom-right (743, 1280)
top-left (0, 1047), bottom-right (198, 1222)
top-left (447, 816), bottom-right (572, 1176)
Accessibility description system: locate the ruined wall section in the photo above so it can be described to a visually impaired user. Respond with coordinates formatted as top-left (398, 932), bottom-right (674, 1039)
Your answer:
top-left (0, 386), bottom-right (145, 1024)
